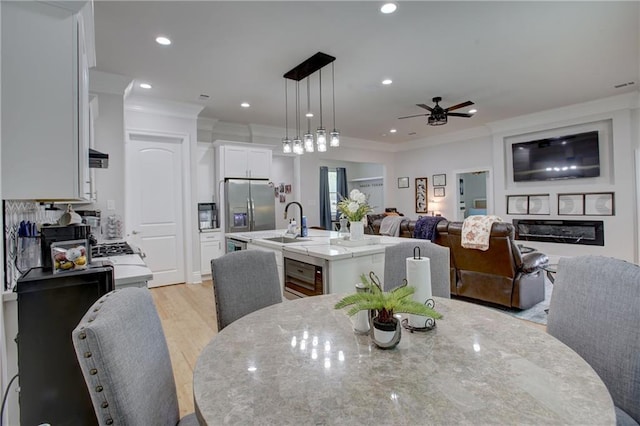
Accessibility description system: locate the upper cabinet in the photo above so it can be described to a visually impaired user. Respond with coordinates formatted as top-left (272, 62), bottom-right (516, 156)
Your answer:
top-left (218, 143), bottom-right (272, 179)
top-left (1, 1), bottom-right (94, 200)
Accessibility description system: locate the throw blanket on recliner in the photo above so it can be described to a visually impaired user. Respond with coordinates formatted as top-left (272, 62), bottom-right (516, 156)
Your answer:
top-left (462, 215), bottom-right (503, 250)
top-left (413, 216), bottom-right (445, 241)
top-left (379, 215), bottom-right (404, 237)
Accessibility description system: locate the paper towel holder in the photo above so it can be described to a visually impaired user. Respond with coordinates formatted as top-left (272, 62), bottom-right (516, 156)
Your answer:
top-left (402, 245), bottom-right (437, 333)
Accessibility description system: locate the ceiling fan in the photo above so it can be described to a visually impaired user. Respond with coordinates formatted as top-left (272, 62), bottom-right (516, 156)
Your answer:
top-left (398, 97), bottom-right (475, 126)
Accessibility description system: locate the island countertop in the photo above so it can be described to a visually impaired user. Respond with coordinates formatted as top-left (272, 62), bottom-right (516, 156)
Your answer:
top-left (227, 229), bottom-right (409, 260)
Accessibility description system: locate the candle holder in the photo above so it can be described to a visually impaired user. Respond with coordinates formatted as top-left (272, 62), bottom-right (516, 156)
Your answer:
top-left (401, 298), bottom-right (437, 332)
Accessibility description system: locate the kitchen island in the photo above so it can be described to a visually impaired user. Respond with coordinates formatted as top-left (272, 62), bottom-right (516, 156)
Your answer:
top-left (227, 229), bottom-right (409, 296)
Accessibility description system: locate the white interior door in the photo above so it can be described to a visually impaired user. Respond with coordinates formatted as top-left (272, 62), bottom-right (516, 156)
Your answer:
top-left (126, 134), bottom-right (185, 287)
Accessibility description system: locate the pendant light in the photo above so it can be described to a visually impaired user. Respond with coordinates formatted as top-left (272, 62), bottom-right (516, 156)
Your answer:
top-left (282, 52), bottom-right (336, 155)
top-left (282, 79), bottom-right (292, 153)
top-left (316, 67), bottom-right (327, 152)
top-left (292, 81), bottom-right (303, 155)
top-left (330, 62), bottom-right (340, 147)
top-left (303, 76), bottom-right (314, 152)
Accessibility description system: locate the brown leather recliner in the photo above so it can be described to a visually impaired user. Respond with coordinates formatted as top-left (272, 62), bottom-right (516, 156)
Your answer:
top-left (436, 220), bottom-right (548, 309)
top-left (365, 213), bottom-right (416, 238)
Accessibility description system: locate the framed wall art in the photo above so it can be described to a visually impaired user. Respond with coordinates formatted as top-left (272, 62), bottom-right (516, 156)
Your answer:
top-left (397, 177), bottom-right (409, 189)
top-left (558, 192), bottom-right (615, 216)
top-left (434, 187), bottom-right (445, 197)
top-left (506, 194), bottom-right (550, 215)
top-left (415, 177), bottom-right (428, 213)
top-left (432, 174), bottom-right (446, 186)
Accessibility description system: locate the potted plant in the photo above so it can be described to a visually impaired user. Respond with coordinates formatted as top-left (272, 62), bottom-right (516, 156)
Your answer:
top-left (337, 189), bottom-right (373, 240)
top-left (335, 273), bottom-right (442, 349)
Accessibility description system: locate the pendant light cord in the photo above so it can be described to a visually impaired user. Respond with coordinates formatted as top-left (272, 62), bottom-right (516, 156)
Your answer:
top-left (318, 69), bottom-right (323, 127)
top-left (284, 79), bottom-right (289, 139)
top-left (307, 76), bottom-right (311, 132)
top-left (295, 81), bottom-right (300, 138)
top-left (332, 62), bottom-right (336, 129)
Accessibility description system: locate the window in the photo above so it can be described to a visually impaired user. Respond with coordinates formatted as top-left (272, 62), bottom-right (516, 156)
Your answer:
top-left (328, 169), bottom-right (338, 218)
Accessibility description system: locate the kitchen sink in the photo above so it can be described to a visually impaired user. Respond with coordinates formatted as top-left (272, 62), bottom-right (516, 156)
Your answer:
top-left (262, 236), bottom-right (310, 244)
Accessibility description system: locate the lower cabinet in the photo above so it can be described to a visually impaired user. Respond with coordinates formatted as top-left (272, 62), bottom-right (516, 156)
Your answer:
top-left (246, 243), bottom-right (284, 293)
top-left (200, 231), bottom-right (223, 276)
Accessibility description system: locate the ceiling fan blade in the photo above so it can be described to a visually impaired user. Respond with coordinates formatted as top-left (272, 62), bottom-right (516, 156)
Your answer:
top-left (447, 112), bottom-right (474, 118)
top-left (416, 104), bottom-right (434, 112)
top-left (398, 113), bottom-right (430, 120)
top-left (445, 100), bottom-right (474, 112)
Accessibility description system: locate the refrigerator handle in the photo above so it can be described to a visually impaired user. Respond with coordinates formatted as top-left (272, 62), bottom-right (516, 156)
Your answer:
top-left (247, 198), bottom-right (253, 229)
top-left (250, 198), bottom-right (256, 228)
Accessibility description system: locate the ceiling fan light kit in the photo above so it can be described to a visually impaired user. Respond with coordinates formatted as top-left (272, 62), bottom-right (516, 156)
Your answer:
top-left (283, 52), bottom-right (338, 154)
top-left (398, 96), bottom-right (475, 126)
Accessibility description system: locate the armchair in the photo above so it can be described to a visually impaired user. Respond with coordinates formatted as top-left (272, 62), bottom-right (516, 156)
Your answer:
top-left (436, 220), bottom-right (548, 309)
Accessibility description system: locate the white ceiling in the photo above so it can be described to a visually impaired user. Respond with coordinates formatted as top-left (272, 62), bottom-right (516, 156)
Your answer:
top-left (93, 1), bottom-right (639, 144)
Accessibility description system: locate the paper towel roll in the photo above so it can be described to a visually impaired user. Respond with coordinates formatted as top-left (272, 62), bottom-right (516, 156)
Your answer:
top-left (406, 257), bottom-right (432, 328)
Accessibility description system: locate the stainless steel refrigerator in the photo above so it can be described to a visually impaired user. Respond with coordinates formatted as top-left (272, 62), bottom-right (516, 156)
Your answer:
top-left (224, 178), bottom-right (275, 234)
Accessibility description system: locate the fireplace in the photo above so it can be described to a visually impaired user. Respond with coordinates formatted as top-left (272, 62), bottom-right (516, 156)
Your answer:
top-left (513, 219), bottom-right (604, 246)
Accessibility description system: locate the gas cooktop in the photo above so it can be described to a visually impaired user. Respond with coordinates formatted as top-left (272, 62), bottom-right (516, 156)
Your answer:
top-left (91, 242), bottom-right (135, 258)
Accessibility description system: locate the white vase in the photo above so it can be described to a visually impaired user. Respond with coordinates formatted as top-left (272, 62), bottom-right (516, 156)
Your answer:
top-left (349, 220), bottom-right (365, 241)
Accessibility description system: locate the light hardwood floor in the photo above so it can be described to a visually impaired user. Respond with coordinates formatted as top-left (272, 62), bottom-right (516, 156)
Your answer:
top-left (150, 280), bottom-right (217, 418)
top-left (150, 281), bottom-right (545, 417)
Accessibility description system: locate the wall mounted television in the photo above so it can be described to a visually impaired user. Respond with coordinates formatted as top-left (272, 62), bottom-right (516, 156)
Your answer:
top-left (512, 131), bottom-right (600, 182)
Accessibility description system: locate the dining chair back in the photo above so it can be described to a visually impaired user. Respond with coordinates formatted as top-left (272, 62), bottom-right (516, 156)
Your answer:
top-left (211, 250), bottom-right (282, 331)
top-left (547, 255), bottom-right (640, 425)
top-left (383, 240), bottom-right (450, 298)
top-left (72, 287), bottom-right (197, 426)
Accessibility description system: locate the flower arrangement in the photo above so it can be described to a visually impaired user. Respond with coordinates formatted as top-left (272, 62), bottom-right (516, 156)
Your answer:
top-left (337, 189), bottom-right (373, 222)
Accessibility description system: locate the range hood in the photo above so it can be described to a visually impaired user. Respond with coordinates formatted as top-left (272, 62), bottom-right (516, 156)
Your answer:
top-left (89, 148), bottom-right (109, 169)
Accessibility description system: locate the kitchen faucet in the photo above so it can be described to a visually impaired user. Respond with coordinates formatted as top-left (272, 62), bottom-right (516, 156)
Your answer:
top-left (284, 201), bottom-right (303, 237)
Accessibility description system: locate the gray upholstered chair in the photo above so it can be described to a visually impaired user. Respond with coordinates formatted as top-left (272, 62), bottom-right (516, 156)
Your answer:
top-left (211, 250), bottom-right (282, 331)
top-left (72, 287), bottom-right (197, 426)
top-left (383, 240), bottom-right (451, 298)
top-left (547, 256), bottom-right (640, 426)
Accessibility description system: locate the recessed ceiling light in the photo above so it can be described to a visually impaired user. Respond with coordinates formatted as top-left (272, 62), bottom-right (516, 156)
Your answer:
top-left (468, 109), bottom-right (477, 114)
top-left (380, 3), bottom-right (397, 14)
top-left (241, 102), bottom-right (250, 108)
top-left (139, 83), bottom-right (152, 89)
top-left (390, 129), bottom-right (397, 133)
top-left (155, 36), bottom-right (171, 46)
top-left (382, 79), bottom-right (393, 85)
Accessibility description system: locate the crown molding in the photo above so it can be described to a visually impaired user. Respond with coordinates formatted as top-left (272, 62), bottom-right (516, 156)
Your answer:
top-left (125, 95), bottom-right (204, 119)
top-left (486, 92), bottom-right (639, 135)
top-left (89, 70), bottom-right (132, 96)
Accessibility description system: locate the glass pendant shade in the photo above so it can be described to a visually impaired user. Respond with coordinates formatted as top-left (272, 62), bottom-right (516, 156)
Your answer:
top-left (293, 138), bottom-right (304, 155)
top-left (330, 130), bottom-right (340, 147)
top-left (304, 132), bottom-right (314, 152)
top-left (316, 127), bottom-right (326, 147)
top-left (282, 138), bottom-right (292, 153)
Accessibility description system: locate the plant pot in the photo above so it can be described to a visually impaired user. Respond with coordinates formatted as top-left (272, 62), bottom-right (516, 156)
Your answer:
top-left (371, 316), bottom-right (401, 349)
top-left (349, 220), bottom-right (365, 241)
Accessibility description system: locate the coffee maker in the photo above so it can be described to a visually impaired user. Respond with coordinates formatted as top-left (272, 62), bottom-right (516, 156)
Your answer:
top-left (76, 210), bottom-right (101, 242)
top-left (198, 203), bottom-right (217, 230)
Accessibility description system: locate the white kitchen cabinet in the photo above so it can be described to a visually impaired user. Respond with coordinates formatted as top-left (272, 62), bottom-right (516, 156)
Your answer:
top-left (221, 144), bottom-right (272, 179)
top-left (197, 142), bottom-right (216, 202)
top-left (200, 231), bottom-right (223, 276)
top-left (246, 243), bottom-right (284, 292)
top-left (1, 1), bottom-right (94, 200)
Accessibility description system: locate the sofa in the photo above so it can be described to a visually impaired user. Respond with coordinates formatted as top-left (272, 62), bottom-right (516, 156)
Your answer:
top-left (435, 220), bottom-right (549, 309)
top-left (365, 213), bottom-right (415, 238)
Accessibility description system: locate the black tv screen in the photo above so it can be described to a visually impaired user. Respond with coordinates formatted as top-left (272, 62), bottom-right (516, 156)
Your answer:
top-left (512, 131), bottom-right (600, 182)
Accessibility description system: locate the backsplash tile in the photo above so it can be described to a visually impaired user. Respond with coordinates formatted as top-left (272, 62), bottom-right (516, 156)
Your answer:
top-left (3, 201), bottom-right (63, 291)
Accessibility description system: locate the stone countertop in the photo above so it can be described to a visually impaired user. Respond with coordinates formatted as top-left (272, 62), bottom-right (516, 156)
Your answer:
top-left (95, 254), bottom-right (153, 287)
top-left (228, 229), bottom-right (408, 260)
top-left (194, 294), bottom-right (615, 425)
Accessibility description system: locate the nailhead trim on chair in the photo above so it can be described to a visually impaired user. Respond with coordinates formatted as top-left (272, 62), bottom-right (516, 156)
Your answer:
top-left (74, 289), bottom-right (122, 425)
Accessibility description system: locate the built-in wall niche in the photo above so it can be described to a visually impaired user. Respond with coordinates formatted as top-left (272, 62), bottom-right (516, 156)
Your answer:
top-left (504, 119), bottom-right (613, 190)
top-left (506, 194), bottom-right (550, 215)
top-left (558, 192), bottom-right (615, 216)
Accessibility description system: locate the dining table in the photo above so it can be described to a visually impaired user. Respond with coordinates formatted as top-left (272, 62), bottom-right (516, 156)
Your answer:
top-left (193, 294), bottom-right (615, 425)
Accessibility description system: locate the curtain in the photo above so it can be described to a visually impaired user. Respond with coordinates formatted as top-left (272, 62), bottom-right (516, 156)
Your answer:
top-left (319, 167), bottom-right (332, 230)
top-left (336, 167), bottom-right (348, 221)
